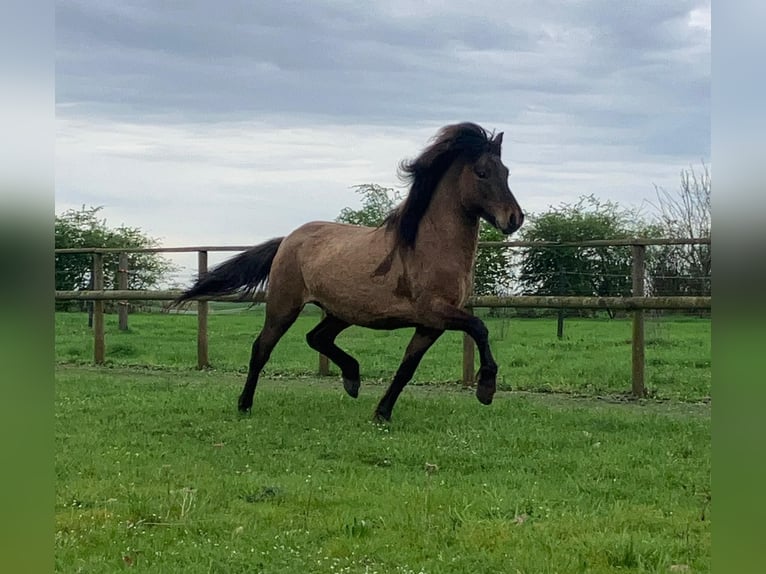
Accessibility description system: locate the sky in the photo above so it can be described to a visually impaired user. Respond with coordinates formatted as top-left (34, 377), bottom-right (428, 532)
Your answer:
top-left (55, 0), bottom-right (711, 277)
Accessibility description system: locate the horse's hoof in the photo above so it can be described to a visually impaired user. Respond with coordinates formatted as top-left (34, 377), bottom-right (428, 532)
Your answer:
top-left (343, 377), bottom-right (360, 398)
top-left (476, 385), bottom-right (495, 405)
top-left (238, 397), bottom-right (253, 413)
top-left (372, 411), bottom-right (390, 424)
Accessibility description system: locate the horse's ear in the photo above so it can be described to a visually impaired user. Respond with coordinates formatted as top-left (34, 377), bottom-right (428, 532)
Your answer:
top-left (490, 131), bottom-right (504, 155)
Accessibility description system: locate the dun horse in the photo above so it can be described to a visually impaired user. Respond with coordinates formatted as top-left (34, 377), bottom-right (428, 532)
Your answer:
top-left (177, 122), bottom-right (524, 421)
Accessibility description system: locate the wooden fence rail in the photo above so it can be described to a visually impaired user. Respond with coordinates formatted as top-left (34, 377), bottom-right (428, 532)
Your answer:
top-left (53, 236), bottom-right (710, 254)
top-left (55, 289), bottom-right (711, 310)
top-left (55, 238), bottom-right (711, 397)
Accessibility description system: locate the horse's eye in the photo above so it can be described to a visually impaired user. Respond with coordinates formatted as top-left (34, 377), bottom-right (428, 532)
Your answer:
top-left (475, 169), bottom-right (487, 179)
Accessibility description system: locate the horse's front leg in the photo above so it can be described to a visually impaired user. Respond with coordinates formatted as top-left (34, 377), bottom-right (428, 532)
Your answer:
top-left (427, 301), bottom-right (498, 405)
top-left (374, 327), bottom-right (443, 422)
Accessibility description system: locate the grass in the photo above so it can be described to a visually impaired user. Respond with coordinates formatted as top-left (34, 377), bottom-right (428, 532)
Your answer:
top-left (56, 366), bottom-right (710, 573)
top-left (55, 308), bottom-right (711, 401)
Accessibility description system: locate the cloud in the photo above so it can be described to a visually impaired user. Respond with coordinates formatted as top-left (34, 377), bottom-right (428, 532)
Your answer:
top-left (57, 2), bottom-right (709, 135)
top-left (55, 1), bottom-right (710, 279)
top-left (55, 114), bottom-right (684, 238)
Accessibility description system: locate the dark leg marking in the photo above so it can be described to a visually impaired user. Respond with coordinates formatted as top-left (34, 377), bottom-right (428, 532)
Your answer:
top-left (238, 309), bottom-right (301, 412)
top-left (374, 327), bottom-right (443, 421)
top-left (305, 315), bottom-right (360, 398)
top-left (430, 303), bottom-right (499, 405)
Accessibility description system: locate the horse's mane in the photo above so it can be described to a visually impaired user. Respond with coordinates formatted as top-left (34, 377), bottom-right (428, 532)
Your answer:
top-left (384, 122), bottom-right (500, 248)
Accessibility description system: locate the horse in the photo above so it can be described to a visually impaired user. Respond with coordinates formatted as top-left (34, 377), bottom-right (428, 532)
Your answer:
top-left (176, 122), bottom-right (524, 421)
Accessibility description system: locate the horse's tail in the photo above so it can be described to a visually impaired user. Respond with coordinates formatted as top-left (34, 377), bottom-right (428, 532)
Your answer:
top-left (174, 237), bottom-right (284, 304)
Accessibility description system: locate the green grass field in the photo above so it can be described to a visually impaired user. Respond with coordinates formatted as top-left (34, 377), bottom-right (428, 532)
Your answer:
top-left (55, 309), bottom-right (711, 401)
top-left (56, 309), bottom-right (711, 572)
top-left (56, 367), bottom-right (710, 573)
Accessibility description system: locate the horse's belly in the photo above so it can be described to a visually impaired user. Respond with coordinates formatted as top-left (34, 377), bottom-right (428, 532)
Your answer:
top-left (308, 276), bottom-right (417, 327)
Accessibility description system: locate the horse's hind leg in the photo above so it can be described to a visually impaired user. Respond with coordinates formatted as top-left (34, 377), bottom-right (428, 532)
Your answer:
top-left (374, 327), bottom-right (443, 422)
top-left (305, 314), bottom-right (360, 397)
top-left (238, 303), bottom-right (302, 413)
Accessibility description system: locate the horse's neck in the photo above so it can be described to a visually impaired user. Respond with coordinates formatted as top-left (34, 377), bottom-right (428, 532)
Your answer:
top-left (416, 180), bottom-right (480, 272)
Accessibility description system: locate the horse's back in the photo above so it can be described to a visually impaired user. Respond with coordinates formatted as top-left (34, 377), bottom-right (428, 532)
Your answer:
top-left (280, 220), bottom-right (385, 266)
top-left (269, 221), bottom-right (412, 324)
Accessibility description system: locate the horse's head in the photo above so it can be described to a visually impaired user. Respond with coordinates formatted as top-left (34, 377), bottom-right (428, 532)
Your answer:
top-left (460, 132), bottom-right (524, 235)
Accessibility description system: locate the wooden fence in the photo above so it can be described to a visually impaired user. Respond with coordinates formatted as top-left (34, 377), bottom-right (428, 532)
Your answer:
top-left (55, 238), bottom-right (711, 397)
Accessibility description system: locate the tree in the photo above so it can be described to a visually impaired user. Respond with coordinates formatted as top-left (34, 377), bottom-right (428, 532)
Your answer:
top-left (337, 184), bottom-right (402, 227)
top-left (472, 223), bottom-right (513, 296)
top-left (336, 184), bottom-right (512, 295)
top-left (648, 164), bottom-right (711, 297)
top-left (55, 206), bottom-right (176, 308)
top-left (517, 196), bottom-right (650, 313)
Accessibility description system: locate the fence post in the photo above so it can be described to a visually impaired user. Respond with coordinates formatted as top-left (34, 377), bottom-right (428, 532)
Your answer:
top-left (118, 252), bottom-right (129, 331)
top-left (197, 250), bottom-right (209, 369)
top-left (557, 264), bottom-right (565, 339)
top-left (318, 310), bottom-right (331, 376)
top-left (319, 352), bottom-right (330, 376)
top-left (631, 244), bottom-right (647, 397)
top-left (92, 253), bottom-right (105, 364)
top-left (462, 305), bottom-right (475, 387)
top-left (87, 271), bottom-right (94, 328)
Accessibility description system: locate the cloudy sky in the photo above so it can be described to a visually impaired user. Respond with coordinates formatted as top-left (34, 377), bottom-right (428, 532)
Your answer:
top-left (55, 0), bottom-right (710, 276)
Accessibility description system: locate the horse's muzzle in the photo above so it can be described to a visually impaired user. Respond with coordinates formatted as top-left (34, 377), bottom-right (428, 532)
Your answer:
top-left (501, 211), bottom-right (524, 235)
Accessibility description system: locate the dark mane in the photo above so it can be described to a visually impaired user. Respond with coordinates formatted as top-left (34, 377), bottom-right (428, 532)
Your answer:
top-left (384, 122), bottom-right (499, 248)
